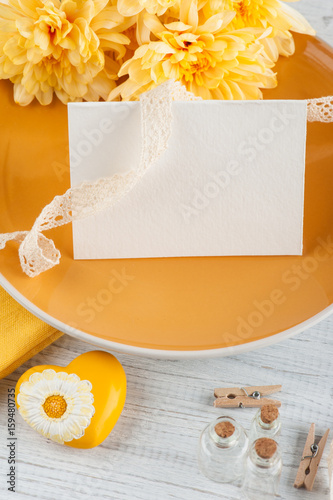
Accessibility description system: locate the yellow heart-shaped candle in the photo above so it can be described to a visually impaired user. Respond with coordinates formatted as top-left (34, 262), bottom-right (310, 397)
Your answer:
top-left (15, 351), bottom-right (126, 449)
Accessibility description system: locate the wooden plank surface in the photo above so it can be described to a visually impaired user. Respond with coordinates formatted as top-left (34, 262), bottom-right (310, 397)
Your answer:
top-left (2, 320), bottom-right (333, 500)
top-left (0, 2), bottom-right (333, 499)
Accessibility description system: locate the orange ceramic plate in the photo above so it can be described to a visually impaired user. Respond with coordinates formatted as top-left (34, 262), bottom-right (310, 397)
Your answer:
top-left (1, 34), bottom-right (333, 358)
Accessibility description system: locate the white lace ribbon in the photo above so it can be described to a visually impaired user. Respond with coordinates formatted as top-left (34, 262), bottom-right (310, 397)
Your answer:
top-left (307, 95), bottom-right (333, 122)
top-left (0, 83), bottom-right (332, 277)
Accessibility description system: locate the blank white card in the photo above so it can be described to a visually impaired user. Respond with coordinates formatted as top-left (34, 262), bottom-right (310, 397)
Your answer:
top-left (68, 100), bottom-right (307, 259)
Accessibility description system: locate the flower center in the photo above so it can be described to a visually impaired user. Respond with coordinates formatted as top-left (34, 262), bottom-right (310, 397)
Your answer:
top-left (180, 51), bottom-right (213, 84)
top-left (188, 54), bottom-right (211, 75)
top-left (235, 0), bottom-right (261, 20)
top-left (237, 1), bottom-right (247, 17)
top-left (43, 395), bottom-right (67, 418)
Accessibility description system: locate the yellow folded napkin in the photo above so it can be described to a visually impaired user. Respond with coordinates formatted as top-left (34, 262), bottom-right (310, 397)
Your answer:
top-left (0, 286), bottom-right (63, 379)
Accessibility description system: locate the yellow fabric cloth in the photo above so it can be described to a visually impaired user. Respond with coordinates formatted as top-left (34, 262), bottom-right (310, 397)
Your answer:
top-left (0, 286), bottom-right (63, 379)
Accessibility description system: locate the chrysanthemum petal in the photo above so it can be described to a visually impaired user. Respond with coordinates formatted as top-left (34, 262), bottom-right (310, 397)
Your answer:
top-left (0, 0), bottom-right (121, 104)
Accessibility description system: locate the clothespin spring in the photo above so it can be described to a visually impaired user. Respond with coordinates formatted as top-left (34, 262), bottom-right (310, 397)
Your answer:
top-left (238, 387), bottom-right (261, 408)
top-left (302, 444), bottom-right (319, 475)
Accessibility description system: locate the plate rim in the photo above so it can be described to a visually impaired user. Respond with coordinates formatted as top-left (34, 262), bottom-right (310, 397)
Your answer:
top-left (1, 271), bottom-right (332, 359)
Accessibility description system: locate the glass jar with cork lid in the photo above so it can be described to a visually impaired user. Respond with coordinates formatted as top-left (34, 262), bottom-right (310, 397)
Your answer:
top-left (249, 404), bottom-right (281, 444)
top-left (198, 416), bottom-right (248, 484)
top-left (241, 437), bottom-right (282, 500)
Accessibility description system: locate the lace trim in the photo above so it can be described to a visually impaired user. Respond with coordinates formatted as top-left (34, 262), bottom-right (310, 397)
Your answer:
top-left (0, 83), bottom-right (332, 277)
top-left (307, 96), bottom-right (333, 123)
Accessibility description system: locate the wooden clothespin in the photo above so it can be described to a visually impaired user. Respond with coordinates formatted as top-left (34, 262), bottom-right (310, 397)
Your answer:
top-left (294, 423), bottom-right (330, 491)
top-left (214, 385), bottom-right (282, 408)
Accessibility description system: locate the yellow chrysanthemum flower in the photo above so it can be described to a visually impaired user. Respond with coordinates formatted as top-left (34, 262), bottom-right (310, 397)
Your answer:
top-left (109, 3), bottom-right (277, 101)
top-left (0, 0), bottom-right (130, 105)
top-left (203, 0), bottom-right (315, 61)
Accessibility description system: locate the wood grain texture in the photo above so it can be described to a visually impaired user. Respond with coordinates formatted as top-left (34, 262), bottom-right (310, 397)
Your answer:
top-left (214, 396), bottom-right (282, 408)
top-left (1, 2), bottom-right (333, 499)
top-left (1, 320), bottom-right (333, 500)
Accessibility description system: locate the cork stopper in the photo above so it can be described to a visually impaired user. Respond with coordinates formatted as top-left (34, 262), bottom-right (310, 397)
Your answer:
top-left (215, 421), bottom-right (235, 438)
top-left (261, 404), bottom-right (279, 424)
top-left (255, 438), bottom-right (277, 459)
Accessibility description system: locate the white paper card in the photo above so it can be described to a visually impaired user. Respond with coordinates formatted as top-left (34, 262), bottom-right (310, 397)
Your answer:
top-left (68, 100), bottom-right (307, 259)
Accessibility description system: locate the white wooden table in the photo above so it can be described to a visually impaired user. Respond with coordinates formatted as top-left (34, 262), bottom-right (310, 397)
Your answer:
top-left (1, 2), bottom-right (333, 499)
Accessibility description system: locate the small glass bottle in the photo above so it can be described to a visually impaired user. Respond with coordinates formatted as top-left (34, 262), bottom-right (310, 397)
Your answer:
top-left (198, 416), bottom-right (248, 484)
top-left (241, 438), bottom-right (282, 500)
top-left (249, 405), bottom-right (281, 444)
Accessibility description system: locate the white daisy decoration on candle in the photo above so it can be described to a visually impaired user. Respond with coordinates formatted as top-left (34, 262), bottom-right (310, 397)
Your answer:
top-left (17, 369), bottom-right (95, 444)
